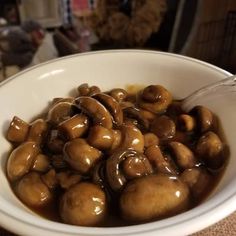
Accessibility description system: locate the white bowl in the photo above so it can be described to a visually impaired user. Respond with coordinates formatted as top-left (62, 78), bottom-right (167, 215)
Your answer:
top-left (0, 50), bottom-right (235, 236)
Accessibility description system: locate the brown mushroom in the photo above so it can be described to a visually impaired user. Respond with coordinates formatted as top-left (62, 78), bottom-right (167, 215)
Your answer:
top-left (145, 145), bottom-right (177, 175)
top-left (27, 119), bottom-right (48, 145)
top-left (138, 85), bottom-right (172, 113)
top-left (169, 142), bottom-right (198, 170)
top-left (178, 114), bottom-right (196, 132)
top-left (60, 182), bottom-right (106, 226)
top-left (196, 131), bottom-right (224, 169)
top-left (151, 115), bottom-right (176, 140)
top-left (144, 133), bottom-right (159, 148)
top-left (63, 138), bottom-right (102, 174)
top-left (77, 83), bottom-right (101, 97)
top-left (93, 93), bottom-right (123, 126)
top-left (120, 174), bottom-right (189, 222)
top-left (47, 102), bottom-right (73, 125)
top-left (57, 171), bottom-right (82, 189)
top-left (7, 116), bottom-right (29, 143)
top-left (41, 169), bottom-right (58, 189)
top-left (190, 106), bottom-right (215, 133)
top-left (46, 130), bottom-right (65, 154)
top-left (7, 142), bottom-right (40, 182)
top-left (106, 149), bottom-right (153, 191)
top-left (110, 129), bottom-right (122, 151)
top-left (58, 114), bottom-right (89, 140)
top-left (16, 172), bottom-right (52, 207)
top-left (32, 154), bottom-right (50, 172)
top-left (87, 125), bottom-right (114, 150)
top-left (75, 97), bottom-right (113, 129)
top-left (109, 88), bottom-right (128, 102)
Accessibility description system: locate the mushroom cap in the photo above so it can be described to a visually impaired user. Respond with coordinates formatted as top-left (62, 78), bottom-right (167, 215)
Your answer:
top-left (109, 88), bottom-right (128, 102)
top-left (75, 96), bottom-right (113, 129)
top-left (120, 174), bottom-right (189, 222)
top-left (7, 142), bottom-right (40, 182)
top-left (60, 182), bottom-right (106, 226)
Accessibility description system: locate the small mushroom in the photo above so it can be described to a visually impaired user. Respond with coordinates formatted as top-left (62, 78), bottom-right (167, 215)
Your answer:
top-left (93, 93), bottom-right (123, 126)
top-left (57, 171), bottom-right (82, 189)
top-left (151, 115), bottom-right (176, 140)
top-left (180, 168), bottom-right (211, 199)
top-left (77, 83), bottom-right (101, 97)
top-left (109, 88), bottom-right (128, 102)
top-left (46, 130), bottom-right (65, 154)
top-left (7, 142), bottom-right (40, 182)
top-left (196, 131), bottom-right (224, 169)
top-left (58, 114), bottom-right (89, 140)
top-left (178, 114), bottom-right (196, 132)
top-left (47, 102), bottom-right (73, 125)
top-left (120, 174), bottom-right (189, 222)
top-left (143, 133), bottom-right (159, 148)
top-left (190, 106), bottom-right (215, 133)
top-left (169, 142), bottom-right (198, 170)
top-left (139, 109), bottom-right (156, 122)
top-left (63, 138), bottom-right (102, 174)
top-left (16, 172), bottom-right (52, 207)
top-left (138, 85), bottom-right (172, 113)
top-left (32, 154), bottom-right (50, 172)
top-left (27, 119), bottom-right (48, 145)
top-left (41, 169), bottom-right (58, 189)
top-left (87, 125), bottom-right (114, 150)
top-left (110, 129), bottom-right (122, 151)
top-left (145, 145), bottom-right (177, 175)
top-left (106, 149), bottom-right (152, 191)
top-left (119, 125), bottom-right (144, 153)
top-left (75, 97), bottom-right (113, 129)
top-left (7, 116), bottom-right (29, 143)
top-left (52, 97), bottom-right (75, 106)
top-left (60, 182), bottom-right (106, 226)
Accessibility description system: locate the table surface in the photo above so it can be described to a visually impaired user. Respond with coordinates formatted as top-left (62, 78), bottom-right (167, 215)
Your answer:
top-left (1, 212), bottom-right (236, 236)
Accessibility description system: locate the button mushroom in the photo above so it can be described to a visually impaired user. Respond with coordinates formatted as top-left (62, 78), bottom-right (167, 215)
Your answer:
top-left (63, 138), bottom-right (102, 174)
top-left (169, 142), bottom-right (198, 170)
top-left (41, 169), bottom-right (58, 189)
top-left (77, 83), bottom-right (101, 97)
top-left (144, 133), bottom-right (159, 148)
top-left (16, 172), bottom-right (52, 207)
top-left (60, 182), bottom-right (106, 226)
top-left (196, 131), bottom-right (224, 169)
top-left (32, 154), bottom-right (50, 172)
top-left (7, 116), bottom-right (29, 143)
top-left (106, 149), bottom-right (153, 191)
top-left (178, 114), bottom-right (196, 132)
top-left (87, 125), bottom-right (114, 150)
top-left (120, 174), bottom-right (189, 222)
top-left (57, 171), bottom-right (82, 189)
top-left (7, 142), bottom-right (40, 182)
top-left (138, 85), bottom-right (172, 113)
top-left (151, 115), bottom-right (176, 140)
top-left (75, 97), bottom-right (113, 129)
top-left (109, 88), bottom-right (128, 103)
top-left (58, 114), bottom-right (89, 140)
top-left (93, 93), bottom-right (123, 126)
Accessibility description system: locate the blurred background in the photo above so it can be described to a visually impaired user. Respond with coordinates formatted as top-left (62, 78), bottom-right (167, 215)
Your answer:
top-left (0, 0), bottom-right (235, 81)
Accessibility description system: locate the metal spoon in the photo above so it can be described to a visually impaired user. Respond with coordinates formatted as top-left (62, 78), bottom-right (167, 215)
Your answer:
top-left (181, 74), bottom-right (236, 111)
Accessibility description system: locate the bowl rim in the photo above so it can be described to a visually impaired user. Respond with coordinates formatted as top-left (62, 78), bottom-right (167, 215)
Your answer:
top-left (0, 49), bottom-right (234, 236)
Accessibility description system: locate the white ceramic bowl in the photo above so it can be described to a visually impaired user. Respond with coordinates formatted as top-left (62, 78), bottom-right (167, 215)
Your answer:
top-left (0, 50), bottom-right (235, 236)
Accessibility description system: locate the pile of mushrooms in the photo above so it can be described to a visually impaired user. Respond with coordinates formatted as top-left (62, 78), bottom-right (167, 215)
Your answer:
top-left (6, 83), bottom-right (228, 226)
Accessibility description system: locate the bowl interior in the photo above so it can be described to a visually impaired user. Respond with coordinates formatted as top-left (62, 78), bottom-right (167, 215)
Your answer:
top-left (0, 50), bottom-right (234, 236)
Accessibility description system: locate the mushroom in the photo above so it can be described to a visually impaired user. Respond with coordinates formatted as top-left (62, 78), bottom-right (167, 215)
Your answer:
top-left (41, 169), bottom-right (58, 189)
top-left (120, 174), bottom-right (189, 222)
top-left (52, 97), bottom-right (75, 106)
top-left (93, 93), bottom-right (123, 126)
top-left (27, 119), bottom-right (48, 145)
top-left (7, 116), bottom-right (29, 143)
top-left (145, 145), bottom-right (177, 175)
top-left (47, 101), bottom-right (73, 125)
top-left (57, 171), bottom-right (82, 189)
top-left (109, 88), bottom-right (128, 102)
top-left (7, 142), bottom-right (40, 182)
top-left (139, 109), bottom-right (156, 122)
top-left (16, 172), bottom-right (52, 207)
top-left (46, 130), bottom-right (65, 154)
top-left (180, 167), bottom-right (211, 199)
top-left (106, 149), bottom-right (153, 191)
top-left (63, 138), bottom-right (102, 174)
top-left (196, 131), bottom-right (224, 169)
top-left (151, 115), bottom-right (176, 140)
top-left (110, 129), bottom-right (122, 151)
top-left (190, 106), bottom-right (215, 133)
top-left (77, 83), bottom-right (101, 97)
top-left (138, 85), bottom-right (172, 113)
top-left (119, 125), bottom-right (144, 153)
top-left (87, 125), bottom-right (114, 150)
top-left (58, 114), bottom-right (89, 140)
top-left (32, 154), bottom-right (50, 172)
top-left (169, 142), bottom-right (198, 170)
top-left (75, 97), bottom-right (113, 129)
top-left (178, 114), bottom-right (196, 132)
top-left (143, 133), bottom-right (159, 148)
top-left (60, 182), bottom-right (106, 226)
